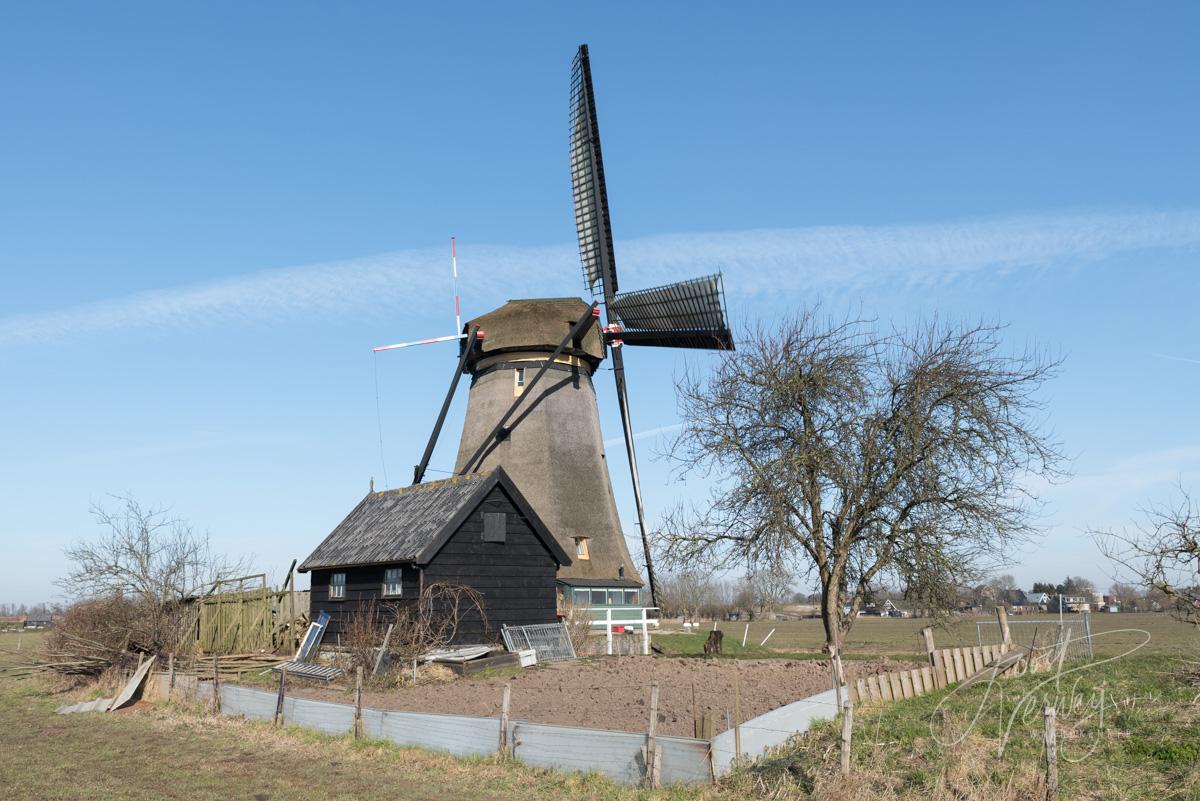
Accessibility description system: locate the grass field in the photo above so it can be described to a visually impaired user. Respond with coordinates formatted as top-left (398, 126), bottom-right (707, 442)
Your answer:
top-left (657, 613), bottom-right (1197, 661)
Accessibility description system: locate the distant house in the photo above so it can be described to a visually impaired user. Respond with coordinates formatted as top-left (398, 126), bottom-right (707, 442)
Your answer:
top-left (1003, 589), bottom-right (1029, 611)
top-left (22, 615), bottom-right (52, 629)
top-left (299, 467), bottom-right (571, 643)
top-left (1026, 591), bottom-right (1051, 608)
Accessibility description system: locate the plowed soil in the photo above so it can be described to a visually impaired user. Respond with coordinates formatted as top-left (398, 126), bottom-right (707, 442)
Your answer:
top-left (282, 655), bottom-right (917, 737)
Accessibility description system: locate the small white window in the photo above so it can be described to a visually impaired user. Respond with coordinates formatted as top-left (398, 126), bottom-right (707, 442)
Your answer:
top-left (515, 367), bottom-right (526, 387)
top-left (574, 537), bottom-right (590, 560)
top-left (329, 572), bottom-right (346, 600)
top-left (383, 568), bottom-right (403, 597)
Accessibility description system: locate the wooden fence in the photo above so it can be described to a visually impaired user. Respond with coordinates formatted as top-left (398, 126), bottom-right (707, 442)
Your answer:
top-left (851, 642), bottom-right (1013, 703)
top-left (851, 606), bottom-right (1048, 704)
top-left (178, 572), bottom-right (309, 655)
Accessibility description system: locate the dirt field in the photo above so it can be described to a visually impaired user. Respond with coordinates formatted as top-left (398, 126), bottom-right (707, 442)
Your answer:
top-left (284, 654), bottom-right (917, 737)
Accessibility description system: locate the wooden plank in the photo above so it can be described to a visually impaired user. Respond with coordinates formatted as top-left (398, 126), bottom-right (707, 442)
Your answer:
top-left (911, 669), bottom-right (925, 696)
top-left (900, 670), bottom-right (914, 699)
top-left (867, 674), bottom-right (881, 701)
top-left (921, 667), bottom-right (934, 693)
top-left (855, 679), bottom-right (867, 703)
top-left (889, 672), bottom-right (904, 701)
top-left (952, 648), bottom-right (966, 683)
top-left (972, 646), bottom-right (984, 672)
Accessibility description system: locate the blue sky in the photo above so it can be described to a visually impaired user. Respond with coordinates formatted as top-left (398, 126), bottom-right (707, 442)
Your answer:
top-left (2, 3), bottom-right (1198, 604)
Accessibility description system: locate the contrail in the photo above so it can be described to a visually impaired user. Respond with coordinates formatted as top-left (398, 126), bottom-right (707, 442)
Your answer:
top-left (3, 208), bottom-right (1199, 347)
top-left (1151, 352), bottom-right (1200, 366)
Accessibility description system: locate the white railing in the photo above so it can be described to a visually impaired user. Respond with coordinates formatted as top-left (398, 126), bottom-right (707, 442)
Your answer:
top-left (588, 607), bottom-right (660, 655)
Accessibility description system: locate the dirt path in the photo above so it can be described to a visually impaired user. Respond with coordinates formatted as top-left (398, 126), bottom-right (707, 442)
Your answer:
top-left (286, 655), bottom-right (917, 737)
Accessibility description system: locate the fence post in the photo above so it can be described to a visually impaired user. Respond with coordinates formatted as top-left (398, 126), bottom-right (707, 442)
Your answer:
top-left (498, 684), bottom-right (511, 758)
top-left (353, 666), bottom-right (363, 739)
top-left (830, 645), bottom-right (844, 710)
top-left (734, 671), bottom-right (743, 769)
top-left (840, 699), bottom-right (853, 775)
top-left (741, 623), bottom-right (749, 648)
top-left (167, 653), bottom-right (175, 699)
top-left (759, 628), bottom-right (776, 647)
top-left (641, 607), bottom-right (650, 656)
top-left (996, 605), bottom-right (1012, 645)
top-left (1083, 613), bottom-right (1094, 660)
top-left (920, 626), bottom-right (944, 688)
top-left (211, 655), bottom-right (221, 714)
top-left (1044, 706), bottom-right (1058, 801)
top-left (645, 682), bottom-right (661, 788)
top-left (274, 665), bottom-right (287, 727)
top-left (606, 608), bottom-right (613, 656)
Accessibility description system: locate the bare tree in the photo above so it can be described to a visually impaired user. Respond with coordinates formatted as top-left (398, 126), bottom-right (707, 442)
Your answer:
top-left (1096, 489), bottom-right (1200, 625)
top-left (386, 582), bottom-right (488, 666)
top-left (56, 494), bottom-right (249, 653)
top-left (657, 309), bottom-right (1064, 655)
top-left (657, 570), bottom-right (717, 621)
top-left (60, 494), bottom-right (247, 602)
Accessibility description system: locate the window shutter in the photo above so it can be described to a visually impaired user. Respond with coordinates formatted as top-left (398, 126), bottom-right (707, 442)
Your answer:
top-left (482, 512), bottom-right (507, 543)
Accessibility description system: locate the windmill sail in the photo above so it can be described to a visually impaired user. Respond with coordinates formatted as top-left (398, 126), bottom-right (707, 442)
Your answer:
top-left (570, 44), bottom-right (618, 298)
top-left (609, 274), bottom-right (734, 350)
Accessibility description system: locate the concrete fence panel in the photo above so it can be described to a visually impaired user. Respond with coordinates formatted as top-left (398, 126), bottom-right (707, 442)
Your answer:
top-left (711, 687), bottom-right (839, 776)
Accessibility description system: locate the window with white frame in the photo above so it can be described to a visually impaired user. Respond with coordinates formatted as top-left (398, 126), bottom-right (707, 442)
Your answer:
top-left (329, 572), bottom-right (346, 600)
top-left (382, 568), bottom-right (403, 597)
top-left (514, 367), bottom-right (526, 396)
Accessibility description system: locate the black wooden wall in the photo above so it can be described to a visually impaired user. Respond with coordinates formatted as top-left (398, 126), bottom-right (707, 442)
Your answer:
top-left (308, 484), bottom-right (559, 643)
top-left (422, 484), bottom-right (560, 641)
top-left (309, 564), bottom-right (420, 639)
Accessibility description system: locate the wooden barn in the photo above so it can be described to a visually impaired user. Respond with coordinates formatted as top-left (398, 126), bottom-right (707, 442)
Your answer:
top-left (298, 467), bottom-right (570, 642)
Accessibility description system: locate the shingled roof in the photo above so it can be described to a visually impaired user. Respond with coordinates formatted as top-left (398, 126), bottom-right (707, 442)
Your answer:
top-left (298, 467), bottom-right (571, 572)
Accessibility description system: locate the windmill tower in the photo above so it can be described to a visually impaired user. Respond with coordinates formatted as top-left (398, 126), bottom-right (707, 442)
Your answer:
top-left (375, 45), bottom-right (733, 608)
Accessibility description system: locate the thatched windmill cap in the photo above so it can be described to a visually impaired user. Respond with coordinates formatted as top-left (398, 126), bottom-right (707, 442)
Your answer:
top-left (462, 298), bottom-right (606, 367)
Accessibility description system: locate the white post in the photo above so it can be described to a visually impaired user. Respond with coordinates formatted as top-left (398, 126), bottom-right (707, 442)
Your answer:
top-left (642, 607), bottom-right (650, 656)
top-left (742, 623), bottom-right (749, 648)
top-left (606, 608), bottom-right (613, 656)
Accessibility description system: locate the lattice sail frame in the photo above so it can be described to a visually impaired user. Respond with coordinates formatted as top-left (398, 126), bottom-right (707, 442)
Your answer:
top-left (570, 44), bottom-right (618, 298)
top-left (608, 274), bottom-right (735, 350)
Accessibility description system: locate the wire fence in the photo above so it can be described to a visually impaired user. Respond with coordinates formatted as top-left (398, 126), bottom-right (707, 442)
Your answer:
top-left (976, 615), bottom-right (1095, 660)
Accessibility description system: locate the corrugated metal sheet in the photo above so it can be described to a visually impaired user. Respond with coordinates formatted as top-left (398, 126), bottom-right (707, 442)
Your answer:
top-left (365, 709), bottom-right (501, 757)
top-left (710, 688), bottom-right (839, 776)
top-left (510, 721), bottom-right (711, 785)
top-left (156, 680), bottom-right (717, 785)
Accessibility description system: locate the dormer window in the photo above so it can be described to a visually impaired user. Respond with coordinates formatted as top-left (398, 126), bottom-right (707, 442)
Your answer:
top-left (574, 537), bottom-right (590, 560)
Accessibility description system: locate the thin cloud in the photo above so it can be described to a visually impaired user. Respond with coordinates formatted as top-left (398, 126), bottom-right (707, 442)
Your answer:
top-left (1151, 352), bottom-right (1200, 366)
top-left (604, 422), bottom-right (684, 448)
top-left (3, 208), bottom-right (1200, 347)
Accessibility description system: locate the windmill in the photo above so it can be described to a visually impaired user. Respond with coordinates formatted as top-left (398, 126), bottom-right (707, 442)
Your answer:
top-left (375, 45), bottom-right (732, 610)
